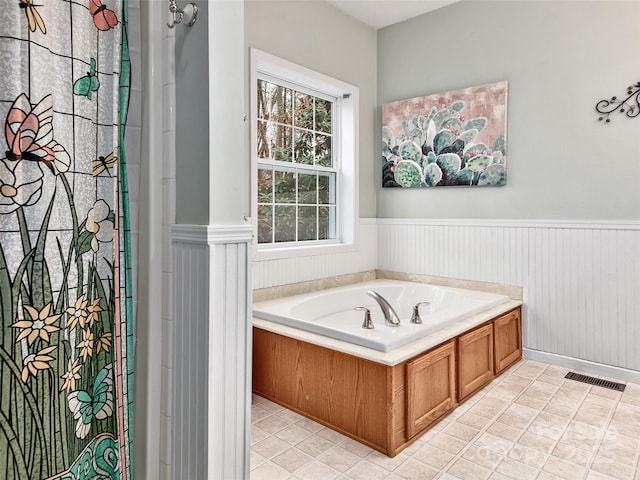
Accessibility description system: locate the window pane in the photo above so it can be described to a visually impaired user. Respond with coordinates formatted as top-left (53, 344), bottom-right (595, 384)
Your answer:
top-left (274, 168), bottom-right (296, 204)
top-left (257, 164), bottom-right (273, 202)
top-left (275, 205), bottom-right (296, 242)
top-left (257, 120), bottom-right (270, 159)
top-left (294, 129), bottom-right (314, 165)
top-left (271, 123), bottom-right (293, 161)
top-left (257, 205), bottom-right (273, 244)
top-left (319, 206), bottom-right (336, 240)
top-left (258, 121), bottom-right (293, 162)
top-left (315, 134), bottom-right (332, 167)
top-left (315, 98), bottom-right (332, 134)
top-left (294, 92), bottom-right (314, 129)
top-left (318, 172), bottom-right (336, 204)
top-left (257, 79), bottom-right (269, 119)
top-left (298, 206), bottom-right (317, 241)
top-left (297, 172), bottom-right (317, 204)
top-left (257, 80), bottom-right (292, 124)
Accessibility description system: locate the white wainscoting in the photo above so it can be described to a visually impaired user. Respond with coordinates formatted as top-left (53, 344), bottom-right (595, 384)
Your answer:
top-left (172, 224), bottom-right (253, 479)
top-left (377, 219), bottom-right (640, 376)
top-left (252, 218), bottom-right (378, 289)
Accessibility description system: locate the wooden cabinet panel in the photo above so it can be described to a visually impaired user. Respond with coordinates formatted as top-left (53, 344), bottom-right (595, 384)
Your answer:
top-left (405, 340), bottom-right (456, 439)
top-left (253, 305), bottom-right (521, 457)
top-left (252, 328), bottom-right (390, 452)
top-left (494, 308), bottom-right (522, 374)
top-left (457, 323), bottom-right (494, 401)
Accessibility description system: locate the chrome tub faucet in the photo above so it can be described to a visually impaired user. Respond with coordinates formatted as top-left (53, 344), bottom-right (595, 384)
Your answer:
top-left (411, 301), bottom-right (431, 324)
top-left (366, 290), bottom-right (400, 327)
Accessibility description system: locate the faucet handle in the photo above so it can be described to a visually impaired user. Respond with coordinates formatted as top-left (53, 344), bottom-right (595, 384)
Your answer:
top-left (411, 302), bottom-right (431, 324)
top-left (355, 307), bottom-right (374, 329)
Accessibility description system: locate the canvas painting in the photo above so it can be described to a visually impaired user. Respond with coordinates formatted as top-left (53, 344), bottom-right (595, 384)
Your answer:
top-left (382, 81), bottom-right (508, 188)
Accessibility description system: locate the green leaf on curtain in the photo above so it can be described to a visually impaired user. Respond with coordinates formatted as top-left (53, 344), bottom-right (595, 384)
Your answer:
top-left (31, 189), bottom-right (56, 310)
top-left (91, 268), bottom-right (108, 329)
top-left (10, 249), bottom-right (35, 315)
top-left (0, 409), bottom-right (29, 479)
top-left (0, 244), bottom-right (13, 328)
top-left (77, 231), bottom-right (94, 256)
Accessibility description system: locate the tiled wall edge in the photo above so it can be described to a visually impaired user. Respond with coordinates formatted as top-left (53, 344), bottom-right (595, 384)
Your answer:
top-left (376, 270), bottom-right (523, 300)
top-left (253, 269), bottom-right (522, 303)
top-left (253, 270), bottom-right (377, 302)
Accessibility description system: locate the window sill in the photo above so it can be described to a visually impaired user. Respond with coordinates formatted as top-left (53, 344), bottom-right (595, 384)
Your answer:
top-left (253, 240), bottom-right (358, 261)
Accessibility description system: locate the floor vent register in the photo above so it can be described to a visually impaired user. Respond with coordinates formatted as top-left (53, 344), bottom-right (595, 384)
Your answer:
top-left (564, 372), bottom-right (626, 392)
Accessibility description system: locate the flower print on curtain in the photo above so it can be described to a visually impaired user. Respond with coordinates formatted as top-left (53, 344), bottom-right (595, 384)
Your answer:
top-left (0, 0), bottom-right (134, 479)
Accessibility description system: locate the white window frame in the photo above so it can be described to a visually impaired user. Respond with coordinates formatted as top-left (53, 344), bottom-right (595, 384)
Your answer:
top-left (250, 48), bottom-right (359, 260)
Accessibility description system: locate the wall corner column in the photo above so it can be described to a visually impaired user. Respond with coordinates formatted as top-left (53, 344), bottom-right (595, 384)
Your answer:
top-left (172, 224), bottom-right (253, 479)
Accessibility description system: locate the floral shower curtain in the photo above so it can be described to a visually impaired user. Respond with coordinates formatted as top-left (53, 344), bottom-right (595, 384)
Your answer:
top-left (0, 0), bottom-right (134, 479)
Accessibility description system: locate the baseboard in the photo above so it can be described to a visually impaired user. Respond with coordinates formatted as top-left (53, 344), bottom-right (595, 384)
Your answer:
top-left (523, 348), bottom-right (640, 385)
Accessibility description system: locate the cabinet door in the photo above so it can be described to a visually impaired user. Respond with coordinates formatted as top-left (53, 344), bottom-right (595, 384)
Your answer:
top-left (494, 308), bottom-right (522, 374)
top-left (458, 323), bottom-right (494, 401)
top-left (405, 340), bottom-right (456, 439)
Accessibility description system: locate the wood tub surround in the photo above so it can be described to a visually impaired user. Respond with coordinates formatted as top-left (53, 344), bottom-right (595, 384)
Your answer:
top-left (457, 322), bottom-right (494, 401)
top-left (494, 307), bottom-right (522, 374)
top-left (252, 306), bottom-right (522, 457)
top-left (406, 340), bottom-right (456, 439)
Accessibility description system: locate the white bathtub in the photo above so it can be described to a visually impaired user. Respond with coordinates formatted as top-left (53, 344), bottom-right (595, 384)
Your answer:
top-left (252, 280), bottom-right (510, 352)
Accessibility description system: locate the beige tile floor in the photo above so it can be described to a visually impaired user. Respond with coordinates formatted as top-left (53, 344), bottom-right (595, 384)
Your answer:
top-left (251, 360), bottom-right (640, 480)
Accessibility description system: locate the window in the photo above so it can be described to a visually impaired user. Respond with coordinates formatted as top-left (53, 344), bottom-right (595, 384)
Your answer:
top-left (251, 49), bottom-right (358, 258)
top-left (256, 80), bottom-right (337, 243)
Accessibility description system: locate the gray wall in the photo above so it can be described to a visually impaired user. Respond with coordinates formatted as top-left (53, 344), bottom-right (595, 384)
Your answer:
top-left (377, 0), bottom-right (640, 220)
top-left (175, 2), bottom-right (209, 224)
top-left (244, 0), bottom-right (378, 218)
top-left (175, 1), bottom-right (246, 225)
top-left (177, 1), bottom-right (639, 223)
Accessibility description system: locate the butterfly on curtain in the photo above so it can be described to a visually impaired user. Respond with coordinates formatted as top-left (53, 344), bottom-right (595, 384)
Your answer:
top-left (92, 151), bottom-right (117, 176)
top-left (19, 0), bottom-right (46, 34)
top-left (4, 93), bottom-right (70, 174)
top-left (68, 365), bottom-right (114, 439)
top-left (89, 0), bottom-right (118, 31)
top-left (73, 58), bottom-right (100, 99)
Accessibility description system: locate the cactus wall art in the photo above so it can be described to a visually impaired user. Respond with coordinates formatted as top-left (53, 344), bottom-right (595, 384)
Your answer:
top-left (382, 81), bottom-right (508, 188)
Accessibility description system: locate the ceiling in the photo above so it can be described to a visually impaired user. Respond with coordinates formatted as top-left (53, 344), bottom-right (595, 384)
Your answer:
top-left (324, 0), bottom-right (460, 29)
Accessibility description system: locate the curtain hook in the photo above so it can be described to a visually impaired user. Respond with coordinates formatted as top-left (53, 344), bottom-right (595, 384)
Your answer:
top-left (167, 0), bottom-right (198, 29)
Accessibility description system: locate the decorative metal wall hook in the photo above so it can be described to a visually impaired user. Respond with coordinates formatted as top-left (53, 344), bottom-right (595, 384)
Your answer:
top-left (596, 82), bottom-right (640, 123)
top-left (167, 0), bottom-right (198, 28)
